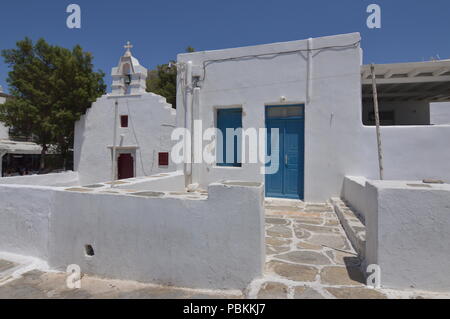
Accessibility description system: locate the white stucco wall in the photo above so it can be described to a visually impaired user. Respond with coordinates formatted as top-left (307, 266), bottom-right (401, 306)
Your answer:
top-left (361, 125), bottom-right (450, 182)
top-left (0, 180), bottom-right (265, 289)
top-left (365, 180), bottom-right (450, 292)
top-left (0, 171), bottom-right (79, 187)
top-left (74, 93), bottom-right (177, 186)
top-left (115, 170), bottom-right (185, 192)
top-left (0, 184), bottom-right (54, 260)
top-left (177, 33), bottom-right (367, 202)
top-left (342, 176), bottom-right (368, 218)
top-left (430, 102), bottom-right (450, 125)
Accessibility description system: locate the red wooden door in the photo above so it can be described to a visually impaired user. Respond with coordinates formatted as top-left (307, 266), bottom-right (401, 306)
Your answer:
top-left (118, 154), bottom-right (134, 180)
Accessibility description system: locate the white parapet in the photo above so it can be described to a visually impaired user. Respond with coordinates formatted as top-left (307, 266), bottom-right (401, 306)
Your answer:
top-left (0, 179), bottom-right (265, 289)
top-left (342, 176), bottom-right (369, 219)
top-left (365, 180), bottom-right (450, 292)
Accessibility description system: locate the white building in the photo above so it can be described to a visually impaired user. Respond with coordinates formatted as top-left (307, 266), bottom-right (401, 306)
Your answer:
top-left (74, 44), bottom-right (177, 185)
top-left (176, 32), bottom-right (450, 202)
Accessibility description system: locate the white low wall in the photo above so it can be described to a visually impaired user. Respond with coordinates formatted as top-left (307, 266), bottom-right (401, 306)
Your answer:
top-left (342, 176), bottom-right (368, 219)
top-left (0, 171), bottom-right (79, 187)
top-left (365, 180), bottom-right (450, 292)
top-left (115, 170), bottom-right (185, 192)
top-left (0, 184), bottom-right (54, 260)
top-left (0, 180), bottom-right (264, 289)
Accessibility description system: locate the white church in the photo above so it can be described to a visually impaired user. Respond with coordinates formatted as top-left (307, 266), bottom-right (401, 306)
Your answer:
top-left (73, 42), bottom-right (177, 186)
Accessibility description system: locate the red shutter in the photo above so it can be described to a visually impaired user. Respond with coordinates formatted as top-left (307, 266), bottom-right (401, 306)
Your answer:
top-left (120, 115), bottom-right (128, 128)
top-left (158, 152), bottom-right (169, 166)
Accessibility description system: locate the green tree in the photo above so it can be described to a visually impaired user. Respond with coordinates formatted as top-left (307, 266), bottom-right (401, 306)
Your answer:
top-left (0, 38), bottom-right (106, 171)
top-left (146, 47), bottom-right (195, 109)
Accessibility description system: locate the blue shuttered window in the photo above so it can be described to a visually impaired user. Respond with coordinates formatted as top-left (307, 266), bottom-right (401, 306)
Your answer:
top-left (216, 108), bottom-right (242, 167)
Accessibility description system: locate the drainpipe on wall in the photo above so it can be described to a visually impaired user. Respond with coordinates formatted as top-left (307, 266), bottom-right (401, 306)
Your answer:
top-left (192, 86), bottom-right (201, 186)
top-left (306, 38), bottom-right (314, 105)
top-left (184, 61), bottom-right (193, 187)
top-left (111, 100), bottom-right (119, 188)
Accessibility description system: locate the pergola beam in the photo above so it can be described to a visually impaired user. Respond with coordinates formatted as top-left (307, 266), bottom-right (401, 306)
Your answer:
top-left (362, 75), bottom-right (450, 85)
top-left (433, 68), bottom-right (450, 76)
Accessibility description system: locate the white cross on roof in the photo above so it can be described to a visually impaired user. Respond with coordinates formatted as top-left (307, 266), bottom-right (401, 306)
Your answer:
top-left (124, 41), bottom-right (133, 52)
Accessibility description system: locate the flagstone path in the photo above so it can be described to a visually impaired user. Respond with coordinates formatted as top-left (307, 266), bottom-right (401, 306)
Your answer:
top-left (248, 199), bottom-right (386, 299)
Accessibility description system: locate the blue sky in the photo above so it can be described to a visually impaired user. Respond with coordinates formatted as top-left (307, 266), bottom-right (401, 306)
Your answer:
top-left (1, 0), bottom-right (449, 93)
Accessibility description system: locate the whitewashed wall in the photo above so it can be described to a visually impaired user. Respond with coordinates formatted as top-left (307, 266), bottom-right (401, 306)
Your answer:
top-left (361, 125), bottom-right (450, 182)
top-left (0, 181), bottom-right (265, 289)
top-left (430, 102), bottom-right (450, 125)
top-left (0, 171), bottom-right (79, 187)
top-left (0, 185), bottom-right (54, 260)
top-left (342, 176), bottom-right (368, 218)
top-left (74, 93), bottom-right (177, 186)
top-left (365, 180), bottom-right (450, 292)
top-left (115, 170), bottom-right (185, 192)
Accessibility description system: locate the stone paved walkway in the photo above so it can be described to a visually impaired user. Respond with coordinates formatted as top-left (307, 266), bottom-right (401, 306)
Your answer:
top-left (247, 199), bottom-right (386, 299)
top-left (1, 199), bottom-right (449, 299)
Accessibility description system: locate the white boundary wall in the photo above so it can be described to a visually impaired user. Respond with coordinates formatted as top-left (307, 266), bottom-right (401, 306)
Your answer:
top-left (365, 180), bottom-right (450, 292)
top-left (115, 170), bottom-right (185, 192)
top-left (342, 176), bottom-right (368, 219)
top-left (0, 181), bottom-right (265, 289)
top-left (0, 171), bottom-right (79, 187)
top-left (0, 185), bottom-right (54, 260)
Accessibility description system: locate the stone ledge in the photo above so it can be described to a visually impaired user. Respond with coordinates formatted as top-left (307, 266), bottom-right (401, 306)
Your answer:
top-left (331, 198), bottom-right (366, 259)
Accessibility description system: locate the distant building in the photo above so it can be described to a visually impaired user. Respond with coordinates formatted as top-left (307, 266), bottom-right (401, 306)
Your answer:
top-left (0, 85), bottom-right (42, 177)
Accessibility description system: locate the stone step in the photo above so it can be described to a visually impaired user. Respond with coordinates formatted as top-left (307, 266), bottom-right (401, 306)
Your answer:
top-left (330, 198), bottom-right (366, 259)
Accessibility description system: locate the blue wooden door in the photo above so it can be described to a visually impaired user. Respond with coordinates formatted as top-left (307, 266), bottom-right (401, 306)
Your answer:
top-left (266, 120), bottom-right (284, 197)
top-left (265, 105), bottom-right (304, 200)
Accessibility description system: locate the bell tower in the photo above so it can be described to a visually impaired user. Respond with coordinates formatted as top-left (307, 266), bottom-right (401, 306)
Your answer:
top-left (111, 42), bottom-right (148, 96)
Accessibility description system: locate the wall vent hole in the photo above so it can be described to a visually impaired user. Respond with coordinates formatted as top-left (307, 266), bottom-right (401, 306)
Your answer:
top-left (85, 245), bottom-right (95, 257)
